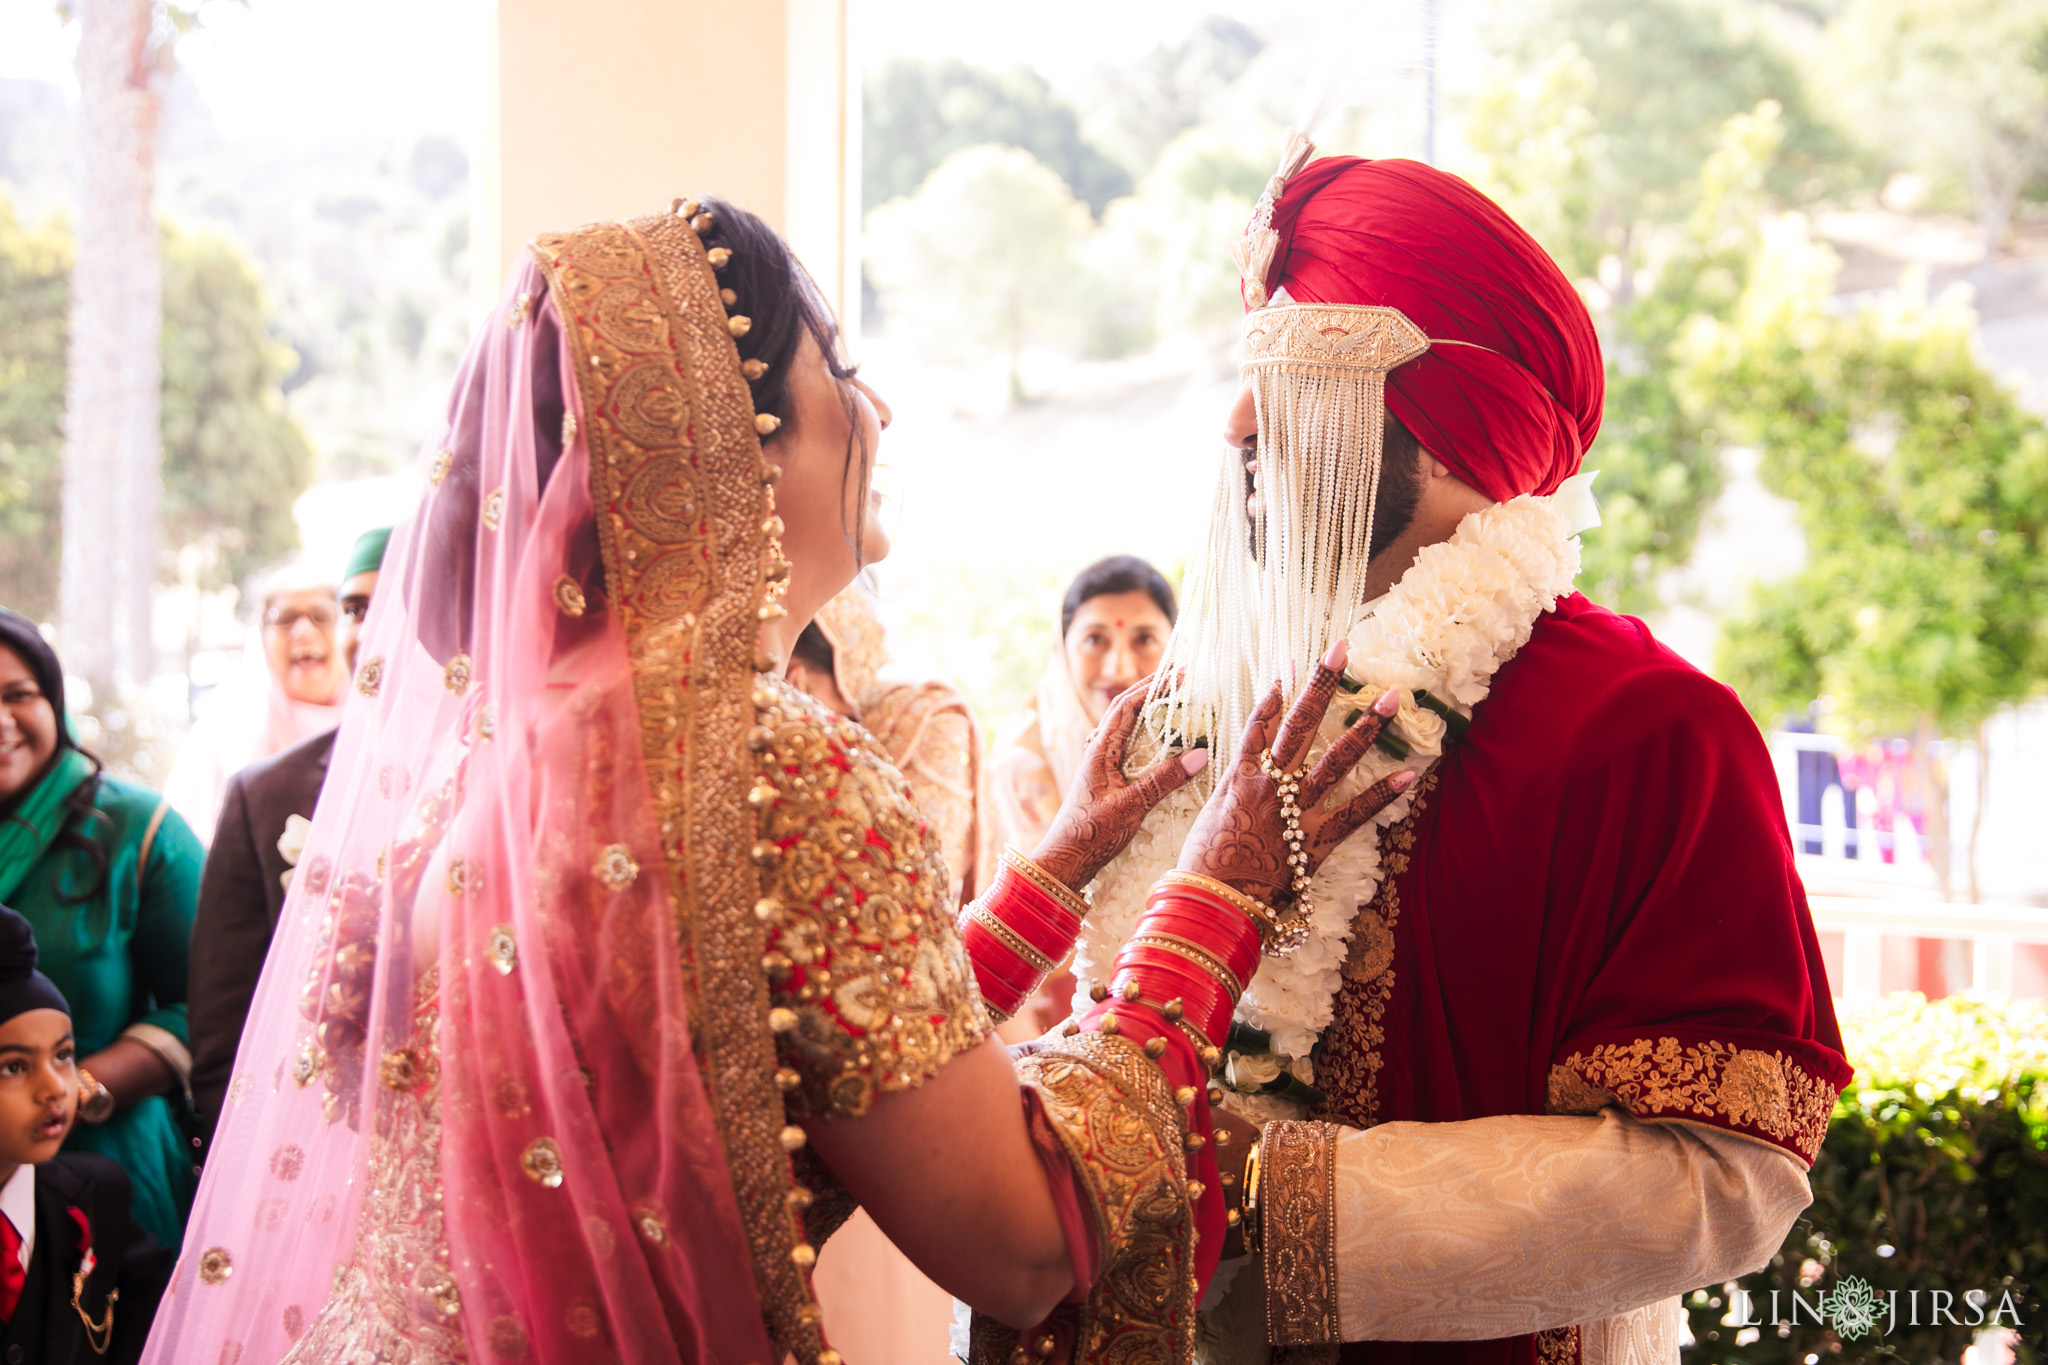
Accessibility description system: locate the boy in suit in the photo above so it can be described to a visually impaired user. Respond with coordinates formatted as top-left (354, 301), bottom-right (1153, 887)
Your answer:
top-left (0, 904), bottom-right (170, 1364)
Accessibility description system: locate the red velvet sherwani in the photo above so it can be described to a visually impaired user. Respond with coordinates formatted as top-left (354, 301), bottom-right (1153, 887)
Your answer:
top-left (1308, 593), bottom-right (1850, 1365)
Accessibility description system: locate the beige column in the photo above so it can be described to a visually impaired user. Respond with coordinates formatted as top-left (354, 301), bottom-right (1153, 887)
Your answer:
top-left (473, 0), bottom-right (855, 338)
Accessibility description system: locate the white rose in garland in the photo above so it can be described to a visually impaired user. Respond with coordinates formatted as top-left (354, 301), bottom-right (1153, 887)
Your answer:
top-left (1075, 472), bottom-right (1600, 1091)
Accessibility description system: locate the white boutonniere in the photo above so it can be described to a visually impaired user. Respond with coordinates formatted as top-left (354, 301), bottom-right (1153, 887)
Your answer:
top-left (278, 813), bottom-right (312, 892)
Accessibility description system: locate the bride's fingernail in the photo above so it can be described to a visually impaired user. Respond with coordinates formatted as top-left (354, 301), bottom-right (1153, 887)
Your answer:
top-left (1374, 686), bottom-right (1401, 717)
top-left (1389, 770), bottom-right (1415, 791)
top-left (1321, 639), bottom-right (1347, 672)
top-left (1181, 749), bottom-right (1211, 776)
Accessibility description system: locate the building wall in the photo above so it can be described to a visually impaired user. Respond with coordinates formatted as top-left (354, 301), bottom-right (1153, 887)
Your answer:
top-left (473, 0), bottom-right (853, 333)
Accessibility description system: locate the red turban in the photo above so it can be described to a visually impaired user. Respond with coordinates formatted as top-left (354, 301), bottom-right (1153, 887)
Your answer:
top-left (1255, 157), bottom-right (1604, 501)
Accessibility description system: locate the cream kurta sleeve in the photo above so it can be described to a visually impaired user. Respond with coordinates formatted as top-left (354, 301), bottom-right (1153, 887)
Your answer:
top-left (1322, 1109), bottom-right (1811, 1346)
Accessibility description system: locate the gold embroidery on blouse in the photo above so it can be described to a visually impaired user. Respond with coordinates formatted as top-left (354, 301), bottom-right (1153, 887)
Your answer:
top-left (751, 673), bottom-right (985, 1120)
top-left (1553, 1036), bottom-right (1839, 1166)
top-left (971, 1032), bottom-right (1197, 1365)
top-left (282, 973), bottom-right (467, 1365)
top-left (1312, 769), bottom-right (1438, 1129)
top-left (1260, 1119), bottom-right (1342, 1346)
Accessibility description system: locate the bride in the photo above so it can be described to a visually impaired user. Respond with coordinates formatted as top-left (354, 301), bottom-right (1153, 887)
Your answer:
top-left (143, 195), bottom-right (1407, 1365)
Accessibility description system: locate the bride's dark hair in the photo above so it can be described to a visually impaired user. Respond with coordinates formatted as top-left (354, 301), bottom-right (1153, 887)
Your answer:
top-left (419, 197), bottom-right (872, 662)
top-left (696, 197), bottom-right (872, 561)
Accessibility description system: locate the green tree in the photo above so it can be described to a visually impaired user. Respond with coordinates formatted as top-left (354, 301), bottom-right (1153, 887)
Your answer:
top-left (0, 205), bottom-right (313, 619)
top-left (866, 145), bottom-right (1093, 403)
top-left (1479, 0), bottom-right (1848, 282)
top-left (1465, 0), bottom-right (1854, 614)
top-left (1688, 230), bottom-right (2048, 900)
top-left (1823, 0), bottom-right (2048, 260)
top-left (863, 58), bottom-right (1131, 215)
top-left (1470, 87), bottom-right (1790, 611)
top-left (0, 198), bottom-right (71, 621)
top-left (159, 219), bottom-right (315, 591)
top-left (1077, 15), bottom-right (1264, 179)
top-left (1088, 124), bottom-right (1273, 357)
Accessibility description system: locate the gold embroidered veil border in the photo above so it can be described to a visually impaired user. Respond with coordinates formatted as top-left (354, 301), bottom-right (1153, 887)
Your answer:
top-left (533, 211), bottom-right (829, 1364)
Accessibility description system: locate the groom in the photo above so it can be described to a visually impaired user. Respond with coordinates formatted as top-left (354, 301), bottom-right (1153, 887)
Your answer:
top-left (1131, 150), bottom-right (1850, 1364)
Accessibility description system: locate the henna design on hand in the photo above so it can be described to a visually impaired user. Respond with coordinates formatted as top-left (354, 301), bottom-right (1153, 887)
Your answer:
top-left (1177, 641), bottom-right (1416, 901)
top-left (1029, 675), bottom-right (1209, 891)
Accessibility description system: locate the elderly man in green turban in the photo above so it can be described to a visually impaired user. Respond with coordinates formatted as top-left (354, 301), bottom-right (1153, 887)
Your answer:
top-left (186, 527), bottom-right (393, 1150)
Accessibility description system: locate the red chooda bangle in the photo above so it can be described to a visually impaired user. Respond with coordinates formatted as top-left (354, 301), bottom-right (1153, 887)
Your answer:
top-left (957, 849), bottom-right (1086, 1021)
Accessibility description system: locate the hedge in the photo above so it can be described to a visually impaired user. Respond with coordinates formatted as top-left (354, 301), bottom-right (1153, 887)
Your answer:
top-left (1682, 993), bottom-right (2048, 1365)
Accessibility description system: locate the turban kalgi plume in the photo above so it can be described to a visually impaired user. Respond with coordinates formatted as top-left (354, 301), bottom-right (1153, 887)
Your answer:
top-left (1254, 157), bottom-right (1604, 501)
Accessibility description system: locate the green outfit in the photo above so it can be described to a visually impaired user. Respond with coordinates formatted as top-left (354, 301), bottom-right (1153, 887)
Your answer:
top-left (0, 748), bottom-right (203, 1248)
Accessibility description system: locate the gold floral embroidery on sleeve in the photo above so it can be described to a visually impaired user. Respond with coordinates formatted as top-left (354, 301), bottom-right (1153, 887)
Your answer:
top-left (970, 1032), bottom-right (1198, 1365)
top-left (751, 674), bottom-right (986, 1119)
top-left (1550, 1034), bottom-right (1840, 1166)
top-left (1260, 1119), bottom-right (1342, 1346)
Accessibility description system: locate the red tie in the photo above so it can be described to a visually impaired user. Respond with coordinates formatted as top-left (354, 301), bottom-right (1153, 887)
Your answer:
top-left (0, 1214), bottom-right (21, 1322)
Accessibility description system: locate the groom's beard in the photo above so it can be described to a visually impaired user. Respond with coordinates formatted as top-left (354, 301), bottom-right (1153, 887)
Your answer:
top-left (1367, 423), bottom-right (1425, 564)
top-left (1241, 413), bottom-right (1426, 573)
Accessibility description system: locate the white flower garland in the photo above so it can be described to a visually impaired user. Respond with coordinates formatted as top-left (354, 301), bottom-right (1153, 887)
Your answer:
top-left (1075, 474), bottom-right (1598, 1091)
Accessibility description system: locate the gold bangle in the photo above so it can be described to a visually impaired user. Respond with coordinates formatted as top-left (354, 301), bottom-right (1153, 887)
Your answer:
top-left (1001, 846), bottom-right (1090, 920)
top-left (963, 901), bottom-right (1058, 976)
top-left (1156, 869), bottom-right (1308, 958)
top-left (1156, 869), bottom-right (1276, 930)
top-left (1242, 1137), bottom-right (1265, 1259)
top-left (1125, 931), bottom-right (1247, 1002)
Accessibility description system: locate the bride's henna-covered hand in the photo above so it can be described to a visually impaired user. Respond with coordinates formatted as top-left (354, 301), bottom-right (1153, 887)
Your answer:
top-left (1176, 640), bottom-right (1413, 903)
top-left (1029, 676), bottom-right (1210, 892)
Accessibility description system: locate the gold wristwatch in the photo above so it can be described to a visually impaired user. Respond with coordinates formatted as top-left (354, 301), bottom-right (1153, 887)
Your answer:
top-left (1241, 1137), bottom-right (1265, 1258)
top-left (77, 1067), bottom-right (115, 1124)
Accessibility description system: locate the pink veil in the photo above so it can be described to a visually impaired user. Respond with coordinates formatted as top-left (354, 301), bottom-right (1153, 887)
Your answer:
top-left (144, 249), bottom-right (777, 1363)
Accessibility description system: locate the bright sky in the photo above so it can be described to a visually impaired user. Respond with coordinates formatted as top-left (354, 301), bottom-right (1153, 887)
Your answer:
top-left (858, 0), bottom-right (1283, 81)
top-left (0, 0), bottom-right (1340, 146)
top-left (0, 0), bottom-right (492, 145)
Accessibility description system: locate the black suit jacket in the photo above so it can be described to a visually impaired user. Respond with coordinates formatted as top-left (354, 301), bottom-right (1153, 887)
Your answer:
top-left (0, 1153), bottom-right (172, 1365)
top-left (189, 727), bottom-right (336, 1144)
